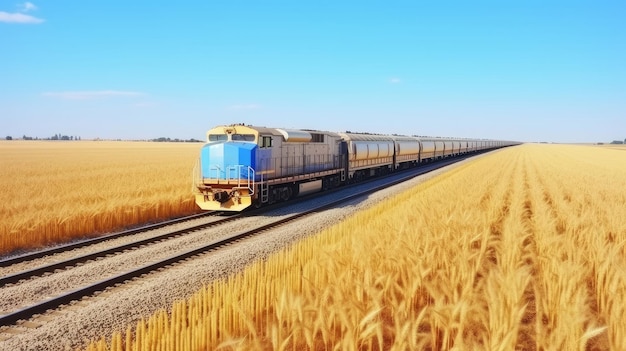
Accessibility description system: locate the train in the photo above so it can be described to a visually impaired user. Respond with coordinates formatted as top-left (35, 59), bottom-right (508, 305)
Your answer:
top-left (192, 124), bottom-right (520, 211)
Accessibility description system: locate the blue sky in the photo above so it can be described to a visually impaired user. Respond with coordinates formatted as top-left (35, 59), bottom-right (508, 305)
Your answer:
top-left (1, 1), bottom-right (625, 142)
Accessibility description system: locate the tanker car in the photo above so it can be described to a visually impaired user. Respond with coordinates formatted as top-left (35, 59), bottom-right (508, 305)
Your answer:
top-left (192, 124), bottom-right (519, 211)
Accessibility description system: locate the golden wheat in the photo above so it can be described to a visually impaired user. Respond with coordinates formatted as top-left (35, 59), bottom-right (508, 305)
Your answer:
top-left (84, 143), bottom-right (625, 350)
top-left (0, 141), bottom-right (201, 255)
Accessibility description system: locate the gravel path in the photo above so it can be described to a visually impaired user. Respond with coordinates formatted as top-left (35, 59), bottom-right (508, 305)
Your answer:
top-left (0, 157), bottom-right (477, 351)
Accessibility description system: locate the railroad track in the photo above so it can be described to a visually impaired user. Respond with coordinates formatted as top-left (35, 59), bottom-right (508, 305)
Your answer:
top-left (0, 212), bottom-right (217, 268)
top-left (0, 154), bottom-right (474, 329)
top-left (0, 212), bottom-right (240, 287)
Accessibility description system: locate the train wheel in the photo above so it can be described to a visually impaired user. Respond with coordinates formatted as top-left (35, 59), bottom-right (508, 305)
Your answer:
top-left (280, 186), bottom-right (293, 201)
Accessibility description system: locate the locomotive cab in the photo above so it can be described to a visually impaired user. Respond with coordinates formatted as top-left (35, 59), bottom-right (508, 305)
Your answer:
top-left (194, 125), bottom-right (260, 211)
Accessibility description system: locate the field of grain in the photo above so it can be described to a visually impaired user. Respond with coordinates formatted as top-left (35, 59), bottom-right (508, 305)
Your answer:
top-left (82, 143), bottom-right (626, 351)
top-left (0, 141), bottom-right (202, 256)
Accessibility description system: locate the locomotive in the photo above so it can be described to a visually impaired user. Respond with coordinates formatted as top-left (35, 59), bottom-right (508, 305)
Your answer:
top-left (192, 124), bottom-right (519, 211)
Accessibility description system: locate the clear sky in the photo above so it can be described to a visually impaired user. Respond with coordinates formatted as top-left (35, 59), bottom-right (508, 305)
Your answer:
top-left (1, 1), bottom-right (625, 142)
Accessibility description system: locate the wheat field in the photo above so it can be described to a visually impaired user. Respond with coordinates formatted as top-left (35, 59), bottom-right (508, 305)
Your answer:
top-left (0, 141), bottom-right (201, 256)
top-left (82, 143), bottom-right (626, 351)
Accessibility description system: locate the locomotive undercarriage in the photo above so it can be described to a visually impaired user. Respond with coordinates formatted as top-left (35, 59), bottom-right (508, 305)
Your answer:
top-left (348, 165), bottom-right (392, 183)
top-left (254, 173), bottom-right (343, 207)
top-left (266, 184), bottom-right (295, 204)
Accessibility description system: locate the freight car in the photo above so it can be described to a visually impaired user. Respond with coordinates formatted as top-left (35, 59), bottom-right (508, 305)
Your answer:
top-left (192, 124), bottom-right (519, 211)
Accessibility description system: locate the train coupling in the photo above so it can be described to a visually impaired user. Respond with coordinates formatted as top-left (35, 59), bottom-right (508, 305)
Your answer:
top-left (212, 190), bottom-right (229, 203)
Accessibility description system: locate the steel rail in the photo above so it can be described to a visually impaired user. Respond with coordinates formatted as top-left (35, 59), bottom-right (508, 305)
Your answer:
top-left (0, 212), bottom-right (215, 267)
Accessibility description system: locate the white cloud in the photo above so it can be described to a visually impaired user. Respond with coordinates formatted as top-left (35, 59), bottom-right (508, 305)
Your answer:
top-left (227, 104), bottom-right (262, 110)
top-left (20, 2), bottom-right (38, 12)
top-left (42, 90), bottom-right (146, 100)
top-left (389, 77), bottom-right (401, 84)
top-left (0, 11), bottom-right (43, 23)
top-left (0, 2), bottom-right (43, 23)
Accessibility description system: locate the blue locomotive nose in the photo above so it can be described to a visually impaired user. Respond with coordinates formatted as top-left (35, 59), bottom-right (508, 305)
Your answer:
top-left (200, 141), bottom-right (257, 179)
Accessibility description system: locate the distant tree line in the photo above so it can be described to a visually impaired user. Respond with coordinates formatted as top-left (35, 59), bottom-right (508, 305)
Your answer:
top-left (5, 135), bottom-right (203, 142)
top-left (4, 134), bottom-right (81, 141)
top-left (50, 134), bottom-right (81, 141)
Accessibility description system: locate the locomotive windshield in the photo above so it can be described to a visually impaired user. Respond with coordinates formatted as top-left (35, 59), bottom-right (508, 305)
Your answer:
top-left (231, 134), bottom-right (256, 141)
top-left (208, 134), bottom-right (256, 142)
top-left (208, 134), bottom-right (228, 142)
